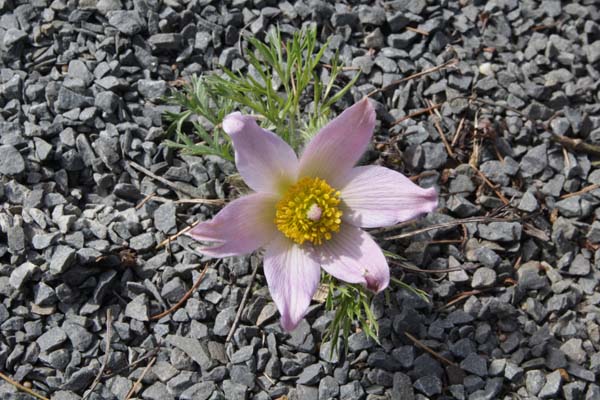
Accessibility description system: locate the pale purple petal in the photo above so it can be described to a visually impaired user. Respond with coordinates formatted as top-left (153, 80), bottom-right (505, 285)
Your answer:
top-left (340, 166), bottom-right (438, 228)
top-left (316, 224), bottom-right (389, 293)
top-left (263, 236), bottom-right (321, 331)
top-left (188, 193), bottom-right (278, 257)
top-left (222, 112), bottom-right (299, 194)
top-left (298, 98), bottom-right (376, 187)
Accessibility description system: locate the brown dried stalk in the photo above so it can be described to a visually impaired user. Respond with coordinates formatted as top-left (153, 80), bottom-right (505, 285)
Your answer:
top-left (0, 371), bottom-right (49, 400)
top-left (150, 263), bottom-right (211, 321)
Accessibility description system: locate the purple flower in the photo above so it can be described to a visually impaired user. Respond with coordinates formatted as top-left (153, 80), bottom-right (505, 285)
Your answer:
top-left (189, 98), bottom-right (438, 331)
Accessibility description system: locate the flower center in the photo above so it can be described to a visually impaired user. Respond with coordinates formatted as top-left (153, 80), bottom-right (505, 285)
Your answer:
top-left (275, 177), bottom-right (343, 245)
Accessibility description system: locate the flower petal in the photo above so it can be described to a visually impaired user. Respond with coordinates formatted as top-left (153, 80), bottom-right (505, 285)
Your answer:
top-left (188, 193), bottom-right (278, 257)
top-left (298, 98), bottom-right (376, 187)
top-left (263, 236), bottom-right (321, 331)
top-left (316, 224), bottom-right (389, 293)
top-left (340, 166), bottom-right (438, 228)
top-left (222, 112), bottom-right (299, 194)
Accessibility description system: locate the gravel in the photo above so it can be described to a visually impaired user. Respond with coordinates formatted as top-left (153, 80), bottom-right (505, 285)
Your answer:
top-left (0, 145), bottom-right (25, 175)
top-left (1, 0), bottom-right (599, 399)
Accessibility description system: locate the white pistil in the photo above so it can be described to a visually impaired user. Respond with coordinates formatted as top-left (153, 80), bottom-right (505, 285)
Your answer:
top-left (306, 203), bottom-right (322, 221)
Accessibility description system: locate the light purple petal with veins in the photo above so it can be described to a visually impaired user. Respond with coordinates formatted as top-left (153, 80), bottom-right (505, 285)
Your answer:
top-left (188, 193), bottom-right (278, 257)
top-left (298, 98), bottom-right (376, 187)
top-left (339, 165), bottom-right (438, 228)
top-left (263, 236), bottom-right (322, 331)
top-left (315, 224), bottom-right (390, 293)
top-left (223, 112), bottom-right (299, 194)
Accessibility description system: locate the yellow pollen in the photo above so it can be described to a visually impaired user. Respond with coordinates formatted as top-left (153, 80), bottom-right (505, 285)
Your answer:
top-left (275, 177), bottom-right (342, 245)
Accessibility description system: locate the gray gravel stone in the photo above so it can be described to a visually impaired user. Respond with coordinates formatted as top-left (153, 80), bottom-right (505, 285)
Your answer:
top-left (138, 79), bottom-right (167, 100)
top-left (124, 294), bottom-right (149, 321)
top-left (518, 190), bottom-right (539, 212)
top-left (56, 86), bottom-right (94, 110)
top-left (587, 221), bottom-right (600, 243)
top-left (149, 33), bottom-right (183, 51)
top-left (560, 338), bottom-right (586, 364)
top-left (34, 282), bottom-right (56, 305)
top-left (230, 345), bottom-right (254, 364)
top-left (166, 335), bottom-right (215, 370)
top-left (520, 143), bottom-right (548, 177)
top-left (213, 307), bottom-right (236, 336)
top-left (585, 40), bottom-right (600, 63)
top-left (62, 321), bottom-right (93, 351)
top-left (3, 28), bottom-right (27, 47)
top-left (63, 366), bottom-right (96, 391)
top-left (517, 262), bottom-right (549, 290)
top-left (49, 246), bottom-right (76, 274)
top-left (414, 375), bottom-right (442, 397)
top-left (422, 142), bottom-right (448, 170)
top-left (478, 222), bottom-right (522, 242)
top-left (143, 382), bottom-right (174, 400)
top-left (108, 10), bottom-right (143, 35)
top-left (538, 370), bottom-right (562, 399)
top-left (37, 327), bottom-right (67, 352)
top-left (339, 380), bottom-right (365, 400)
top-left (9, 262), bottom-right (36, 290)
top-left (180, 382), bottom-right (215, 400)
top-left (32, 232), bottom-right (60, 250)
top-left (129, 232), bottom-right (155, 252)
top-left (154, 203), bottom-right (177, 234)
top-left (504, 361), bottom-right (524, 382)
top-left (460, 353), bottom-right (487, 377)
top-left (358, 5), bottom-right (385, 25)
top-left (95, 91), bottom-right (120, 113)
top-left (222, 379), bottom-right (247, 399)
top-left (297, 363), bottom-right (323, 385)
top-left (319, 375), bottom-right (340, 399)
top-left (526, 369), bottom-right (545, 396)
top-left (568, 254), bottom-right (590, 276)
top-left (471, 267), bottom-right (497, 288)
top-left (391, 372), bottom-right (414, 400)
top-left (473, 247), bottom-right (500, 268)
top-left (0, 145), bottom-right (25, 175)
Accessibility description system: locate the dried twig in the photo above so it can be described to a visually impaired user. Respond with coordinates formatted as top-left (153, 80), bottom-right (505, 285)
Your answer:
top-left (440, 96), bottom-right (600, 159)
top-left (406, 26), bottom-right (429, 35)
top-left (550, 135), bottom-right (600, 157)
top-left (129, 161), bottom-right (196, 198)
top-left (560, 184), bottom-right (600, 199)
top-left (469, 107), bottom-right (481, 168)
top-left (408, 171), bottom-right (439, 182)
top-left (382, 214), bottom-right (518, 241)
top-left (451, 116), bottom-right (466, 147)
top-left (102, 348), bottom-right (159, 379)
top-left (404, 332), bottom-right (458, 367)
top-left (368, 59), bottom-right (457, 97)
top-left (150, 263), bottom-right (211, 321)
top-left (82, 309), bottom-right (112, 400)
top-left (391, 103), bottom-right (442, 126)
top-left (321, 63), bottom-right (361, 71)
top-left (427, 99), bottom-right (455, 158)
top-left (390, 259), bottom-right (480, 274)
top-left (147, 196), bottom-right (225, 206)
top-left (0, 371), bottom-right (49, 400)
top-left (226, 262), bottom-right (260, 343)
top-left (135, 191), bottom-right (156, 210)
top-left (471, 165), bottom-right (510, 205)
top-left (156, 220), bottom-right (200, 249)
top-left (437, 288), bottom-right (497, 311)
top-left (468, 97), bottom-right (525, 117)
top-left (124, 356), bottom-right (156, 400)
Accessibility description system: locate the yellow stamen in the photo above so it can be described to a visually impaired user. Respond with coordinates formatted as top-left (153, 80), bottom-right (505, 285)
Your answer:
top-left (275, 177), bottom-right (342, 245)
